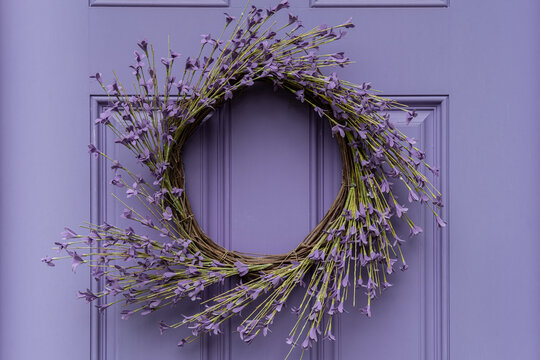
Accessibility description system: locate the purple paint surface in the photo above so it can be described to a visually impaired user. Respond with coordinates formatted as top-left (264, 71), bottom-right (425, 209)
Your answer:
top-left (1, 1), bottom-right (540, 360)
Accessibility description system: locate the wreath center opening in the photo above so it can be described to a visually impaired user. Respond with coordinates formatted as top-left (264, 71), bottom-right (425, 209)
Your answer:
top-left (182, 83), bottom-right (342, 258)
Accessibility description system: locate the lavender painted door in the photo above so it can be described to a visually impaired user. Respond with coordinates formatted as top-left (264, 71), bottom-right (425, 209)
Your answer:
top-left (1, 1), bottom-right (539, 360)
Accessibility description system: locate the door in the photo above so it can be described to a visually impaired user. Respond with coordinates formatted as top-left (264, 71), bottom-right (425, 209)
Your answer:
top-left (1, 1), bottom-right (539, 360)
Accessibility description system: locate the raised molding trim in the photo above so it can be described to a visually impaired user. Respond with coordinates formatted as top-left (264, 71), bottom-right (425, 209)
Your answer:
top-left (90, 96), bottom-right (111, 360)
top-left (199, 104), bottom-right (233, 360)
top-left (196, 103), bottom-right (334, 359)
top-left (310, 0), bottom-right (448, 8)
top-left (382, 95), bottom-right (449, 360)
top-left (90, 95), bottom-right (449, 360)
top-left (90, 0), bottom-right (229, 7)
top-left (215, 103), bottom-right (232, 360)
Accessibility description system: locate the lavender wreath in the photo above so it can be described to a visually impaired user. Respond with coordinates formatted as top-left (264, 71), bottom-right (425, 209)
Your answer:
top-left (43, 1), bottom-right (445, 356)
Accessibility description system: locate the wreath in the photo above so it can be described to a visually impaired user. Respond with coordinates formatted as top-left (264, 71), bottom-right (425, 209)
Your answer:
top-left (43, 0), bottom-right (445, 355)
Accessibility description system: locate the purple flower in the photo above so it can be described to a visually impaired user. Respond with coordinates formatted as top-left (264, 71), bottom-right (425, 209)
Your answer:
top-left (311, 300), bottom-right (322, 313)
top-left (343, 17), bottom-right (355, 28)
top-left (71, 251), bottom-right (83, 272)
top-left (124, 227), bottom-right (135, 237)
top-left (436, 215), bottom-right (447, 227)
top-left (408, 190), bottom-right (420, 202)
top-left (234, 261), bottom-right (249, 277)
top-left (295, 89), bottom-right (304, 102)
top-left (177, 339), bottom-right (186, 347)
top-left (121, 309), bottom-right (136, 320)
top-left (288, 13), bottom-right (299, 25)
top-left (89, 72), bottom-right (102, 83)
top-left (158, 320), bottom-right (170, 335)
top-left (126, 183), bottom-right (138, 198)
top-left (200, 34), bottom-right (211, 45)
top-left (406, 110), bottom-right (418, 124)
top-left (160, 57), bottom-right (172, 68)
top-left (313, 106), bottom-right (324, 117)
top-left (162, 207), bottom-right (173, 221)
top-left (88, 144), bottom-right (100, 159)
top-left (360, 304), bottom-right (371, 317)
top-left (276, 0), bottom-right (290, 11)
top-left (301, 336), bottom-right (311, 349)
top-left (409, 224), bottom-right (423, 236)
top-left (137, 39), bottom-right (148, 53)
top-left (395, 202), bottom-right (408, 218)
top-left (106, 80), bottom-right (119, 95)
top-left (240, 77), bottom-right (254, 87)
top-left (159, 227), bottom-right (172, 238)
top-left (392, 235), bottom-right (405, 246)
top-left (95, 108), bottom-right (111, 125)
top-left (61, 227), bottom-right (78, 240)
top-left (111, 160), bottom-right (123, 171)
top-left (185, 57), bottom-right (199, 71)
top-left (96, 303), bottom-right (112, 313)
top-left (41, 256), bottom-right (55, 267)
top-left (433, 195), bottom-right (444, 207)
top-left (331, 124), bottom-right (347, 138)
top-left (171, 187), bottom-right (184, 197)
top-left (224, 12), bottom-right (235, 25)
top-left (101, 222), bottom-right (112, 231)
top-left (326, 329), bottom-right (336, 341)
top-left (232, 305), bottom-right (246, 314)
top-left (427, 164), bottom-right (440, 176)
top-left (367, 224), bottom-right (380, 236)
top-left (110, 174), bottom-right (124, 187)
top-left (141, 217), bottom-right (154, 228)
top-left (379, 178), bottom-right (391, 193)
top-left (308, 249), bottom-right (325, 262)
top-left (57, 238), bottom-right (71, 252)
top-left (308, 327), bottom-right (318, 342)
top-left (77, 288), bottom-right (98, 303)
top-left (121, 209), bottom-right (133, 220)
top-left (136, 148), bottom-right (153, 164)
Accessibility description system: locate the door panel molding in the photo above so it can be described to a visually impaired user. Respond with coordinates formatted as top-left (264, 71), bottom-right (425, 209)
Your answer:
top-left (90, 94), bottom-right (448, 359)
top-left (90, 0), bottom-right (229, 7)
top-left (90, 96), bottom-right (111, 360)
top-left (189, 95), bottom-right (337, 360)
top-left (194, 104), bottom-right (233, 360)
top-left (390, 95), bottom-right (449, 360)
top-left (310, 0), bottom-right (448, 8)
top-left (336, 95), bottom-right (448, 360)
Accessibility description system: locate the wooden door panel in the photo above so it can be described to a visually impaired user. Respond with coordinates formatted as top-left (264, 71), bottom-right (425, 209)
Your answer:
top-left (2, 1), bottom-right (539, 360)
top-left (90, 2), bottom-right (453, 360)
